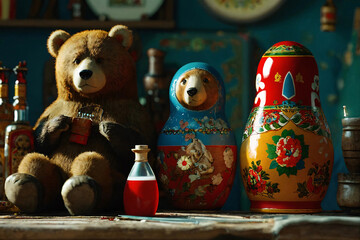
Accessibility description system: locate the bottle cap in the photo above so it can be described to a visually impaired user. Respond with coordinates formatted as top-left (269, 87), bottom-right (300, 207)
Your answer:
top-left (132, 145), bottom-right (150, 162)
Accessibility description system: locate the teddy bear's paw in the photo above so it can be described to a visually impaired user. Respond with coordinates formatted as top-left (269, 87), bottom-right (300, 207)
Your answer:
top-left (5, 173), bottom-right (43, 213)
top-left (45, 115), bottom-right (71, 134)
top-left (61, 175), bottom-right (99, 215)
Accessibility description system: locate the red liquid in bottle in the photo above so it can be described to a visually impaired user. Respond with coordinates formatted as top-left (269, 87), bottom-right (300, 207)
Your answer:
top-left (123, 177), bottom-right (159, 216)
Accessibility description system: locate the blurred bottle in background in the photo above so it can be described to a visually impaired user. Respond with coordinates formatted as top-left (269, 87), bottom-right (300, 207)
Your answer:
top-left (0, 62), bottom-right (13, 199)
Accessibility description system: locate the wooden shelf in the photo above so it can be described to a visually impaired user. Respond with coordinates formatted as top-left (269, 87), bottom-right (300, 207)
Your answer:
top-left (0, 0), bottom-right (175, 30)
top-left (0, 19), bottom-right (175, 30)
top-left (0, 212), bottom-right (359, 240)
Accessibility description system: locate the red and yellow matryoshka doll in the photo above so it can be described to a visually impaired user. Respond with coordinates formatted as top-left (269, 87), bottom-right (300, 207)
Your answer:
top-left (240, 41), bottom-right (334, 213)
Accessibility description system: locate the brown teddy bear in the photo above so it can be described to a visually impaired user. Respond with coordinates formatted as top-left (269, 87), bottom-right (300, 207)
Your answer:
top-left (5, 25), bottom-right (155, 215)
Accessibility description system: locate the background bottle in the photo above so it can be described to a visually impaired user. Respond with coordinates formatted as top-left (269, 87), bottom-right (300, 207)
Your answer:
top-left (4, 61), bottom-right (34, 179)
top-left (0, 62), bottom-right (13, 199)
top-left (123, 145), bottom-right (159, 216)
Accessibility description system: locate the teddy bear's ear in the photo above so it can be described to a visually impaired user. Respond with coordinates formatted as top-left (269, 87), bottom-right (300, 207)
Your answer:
top-left (108, 25), bottom-right (133, 50)
top-left (47, 30), bottom-right (71, 58)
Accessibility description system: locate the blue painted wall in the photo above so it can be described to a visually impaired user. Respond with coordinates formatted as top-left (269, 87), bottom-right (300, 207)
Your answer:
top-left (0, 0), bottom-right (358, 211)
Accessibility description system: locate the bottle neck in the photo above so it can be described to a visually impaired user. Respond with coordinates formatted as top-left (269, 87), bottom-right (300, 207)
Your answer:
top-left (134, 149), bottom-right (150, 162)
top-left (13, 82), bottom-right (28, 122)
top-left (14, 81), bottom-right (26, 99)
top-left (14, 108), bottom-right (28, 122)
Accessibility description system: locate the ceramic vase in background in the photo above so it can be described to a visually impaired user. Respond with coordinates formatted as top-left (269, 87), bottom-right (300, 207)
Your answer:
top-left (240, 41), bottom-right (334, 213)
top-left (157, 62), bottom-right (237, 210)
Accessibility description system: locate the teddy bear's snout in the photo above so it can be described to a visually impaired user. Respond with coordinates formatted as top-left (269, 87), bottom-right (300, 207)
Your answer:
top-left (79, 69), bottom-right (93, 80)
top-left (187, 87), bottom-right (198, 97)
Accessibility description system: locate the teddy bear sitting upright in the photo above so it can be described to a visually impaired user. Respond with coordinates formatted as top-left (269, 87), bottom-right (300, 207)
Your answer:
top-left (5, 25), bottom-right (155, 215)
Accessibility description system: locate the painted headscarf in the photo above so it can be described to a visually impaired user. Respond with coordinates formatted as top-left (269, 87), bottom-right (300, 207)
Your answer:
top-left (159, 62), bottom-right (234, 146)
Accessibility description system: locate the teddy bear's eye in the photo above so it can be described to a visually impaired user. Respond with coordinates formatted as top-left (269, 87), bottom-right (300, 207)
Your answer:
top-left (96, 57), bottom-right (104, 64)
top-left (203, 78), bottom-right (209, 83)
top-left (181, 79), bottom-right (187, 85)
top-left (74, 58), bottom-right (81, 64)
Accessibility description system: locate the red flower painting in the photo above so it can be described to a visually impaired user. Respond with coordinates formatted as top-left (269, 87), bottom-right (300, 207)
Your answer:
top-left (275, 136), bottom-right (302, 167)
top-left (243, 160), bottom-right (280, 198)
top-left (248, 168), bottom-right (266, 195)
top-left (267, 129), bottom-right (308, 177)
top-left (297, 161), bottom-right (331, 198)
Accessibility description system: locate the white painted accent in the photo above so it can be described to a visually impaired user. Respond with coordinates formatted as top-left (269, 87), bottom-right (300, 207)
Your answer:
top-left (254, 91), bottom-right (266, 107)
top-left (255, 73), bottom-right (265, 92)
top-left (127, 176), bottom-right (156, 181)
top-left (311, 92), bottom-right (320, 108)
top-left (254, 73), bottom-right (266, 106)
top-left (263, 57), bottom-right (273, 78)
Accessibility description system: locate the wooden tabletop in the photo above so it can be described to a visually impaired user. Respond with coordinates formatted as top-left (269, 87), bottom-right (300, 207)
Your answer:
top-left (0, 211), bottom-right (359, 240)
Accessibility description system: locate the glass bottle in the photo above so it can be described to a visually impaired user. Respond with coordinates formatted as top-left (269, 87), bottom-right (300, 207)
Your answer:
top-left (123, 145), bottom-right (159, 216)
top-left (4, 61), bottom-right (34, 179)
top-left (0, 62), bottom-right (13, 199)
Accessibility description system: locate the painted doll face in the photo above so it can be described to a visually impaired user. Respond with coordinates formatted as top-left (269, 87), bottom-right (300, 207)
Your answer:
top-left (175, 69), bottom-right (219, 111)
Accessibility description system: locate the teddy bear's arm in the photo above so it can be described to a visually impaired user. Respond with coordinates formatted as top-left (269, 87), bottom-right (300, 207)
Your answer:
top-left (99, 121), bottom-right (145, 157)
top-left (35, 115), bottom-right (72, 155)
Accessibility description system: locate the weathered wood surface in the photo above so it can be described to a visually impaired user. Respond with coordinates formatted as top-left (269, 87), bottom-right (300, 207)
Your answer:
top-left (0, 212), bottom-right (358, 240)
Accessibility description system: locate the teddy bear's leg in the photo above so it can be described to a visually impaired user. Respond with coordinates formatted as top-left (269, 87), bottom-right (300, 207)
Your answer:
top-left (5, 153), bottom-right (63, 213)
top-left (5, 173), bottom-right (42, 212)
top-left (61, 175), bottom-right (99, 215)
top-left (61, 152), bottom-right (113, 215)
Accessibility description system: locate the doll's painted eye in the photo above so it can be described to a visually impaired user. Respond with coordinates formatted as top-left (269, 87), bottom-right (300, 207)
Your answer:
top-left (203, 78), bottom-right (209, 83)
top-left (181, 79), bottom-right (187, 85)
top-left (74, 58), bottom-right (81, 64)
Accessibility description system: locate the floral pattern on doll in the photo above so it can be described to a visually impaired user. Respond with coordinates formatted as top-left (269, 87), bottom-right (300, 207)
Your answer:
top-left (157, 144), bottom-right (236, 207)
top-left (177, 155), bottom-right (192, 171)
top-left (296, 161), bottom-right (331, 198)
top-left (161, 117), bottom-right (231, 135)
top-left (267, 129), bottom-right (309, 177)
top-left (212, 173), bottom-right (223, 185)
top-left (242, 107), bottom-right (331, 141)
top-left (194, 116), bottom-right (229, 134)
top-left (291, 109), bottom-right (331, 138)
top-left (242, 160), bottom-right (280, 198)
top-left (223, 147), bottom-right (234, 168)
top-left (179, 120), bottom-right (189, 130)
top-left (242, 109), bottom-right (288, 140)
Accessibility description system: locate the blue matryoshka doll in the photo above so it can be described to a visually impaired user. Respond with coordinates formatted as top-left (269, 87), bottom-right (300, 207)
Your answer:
top-left (157, 62), bottom-right (237, 210)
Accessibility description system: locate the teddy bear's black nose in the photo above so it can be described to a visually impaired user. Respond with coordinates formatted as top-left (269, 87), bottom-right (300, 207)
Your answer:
top-left (187, 88), bottom-right (198, 97)
top-left (79, 70), bottom-right (93, 80)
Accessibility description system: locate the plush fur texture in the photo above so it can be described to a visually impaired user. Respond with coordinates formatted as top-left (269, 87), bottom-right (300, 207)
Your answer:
top-left (175, 69), bottom-right (219, 111)
top-left (5, 25), bottom-right (155, 215)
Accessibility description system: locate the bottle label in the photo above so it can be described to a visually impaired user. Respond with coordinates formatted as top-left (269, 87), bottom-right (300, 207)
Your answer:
top-left (0, 120), bottom-right (12, 146)
top-left (14, 84), bottom-right (26, 98)
top-left (0, 85), bottom-right (9, 98)
top-left (0, 119), bottom-right (11, 187)
top-left (0, 148), bottom-right (4, 179)
top-left (7, 129), bottom-right (34, 175)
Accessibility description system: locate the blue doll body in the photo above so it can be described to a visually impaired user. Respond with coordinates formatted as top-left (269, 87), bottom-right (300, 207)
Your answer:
top-left (157, 62), bottom-right (237, 209)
